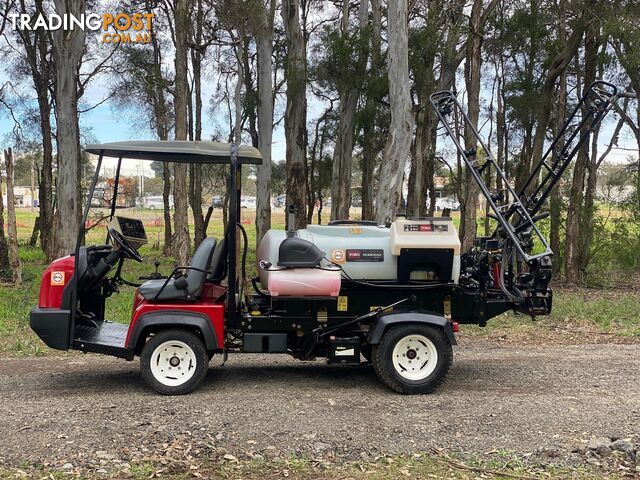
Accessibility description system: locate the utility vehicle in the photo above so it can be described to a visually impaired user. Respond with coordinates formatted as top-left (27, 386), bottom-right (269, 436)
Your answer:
top-left (30, 81), bottom-right (632, 395)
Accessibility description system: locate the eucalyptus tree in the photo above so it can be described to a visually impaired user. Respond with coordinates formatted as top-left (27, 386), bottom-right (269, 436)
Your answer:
top-left (281, 0), bottom-right (307, 229)
top-left (328, 0), bottom-right (370, 221)
top-left (374, 0), bottom-right (413, 224)
top-left (51, 0), bottom-right (85, 257)
top-left (4, 0), bottom-right (56, 259)
top-left (248, 0), bottom-right (277, 245)
top-left (172, 0), bottom-right (191, 265)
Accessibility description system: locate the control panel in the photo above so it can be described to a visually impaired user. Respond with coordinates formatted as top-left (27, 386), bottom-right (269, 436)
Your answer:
top-left (109, 216), bottom-right (148, 249)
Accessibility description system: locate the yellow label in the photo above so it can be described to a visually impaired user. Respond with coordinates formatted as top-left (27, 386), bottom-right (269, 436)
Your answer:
top-left (444, 295), bottom-right (452, 319)
top-left (337, 296), bottom-right (348, 311)
top-left (349, 227), bottom-right (362, 234)
top-left (51, 271), bottom-right (65, 286)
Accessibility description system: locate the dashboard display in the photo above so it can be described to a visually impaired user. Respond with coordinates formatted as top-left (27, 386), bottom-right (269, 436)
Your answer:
top-left (118, 217), bottom-right (147, 240)
top-left (110, 216), bottom-right (148, 248)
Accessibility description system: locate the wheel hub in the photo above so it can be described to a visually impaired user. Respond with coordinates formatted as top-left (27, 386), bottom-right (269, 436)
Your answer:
top-left (391, 334), bottom-right (438, 381)
top-left (149, 340), bottom-right (197, 387)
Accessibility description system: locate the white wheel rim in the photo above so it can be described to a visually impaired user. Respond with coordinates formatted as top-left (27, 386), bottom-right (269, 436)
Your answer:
top-left (149, 340), bottom-right (197, 387)
top-left (391, 334), bottom-right (438, 381)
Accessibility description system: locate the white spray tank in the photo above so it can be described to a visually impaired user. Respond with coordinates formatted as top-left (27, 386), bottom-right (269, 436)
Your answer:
top-left (257, 214), bottom-right (461, 289)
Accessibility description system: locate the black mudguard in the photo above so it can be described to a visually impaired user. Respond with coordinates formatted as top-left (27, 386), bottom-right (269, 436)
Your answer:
top-left (127, 311), bottom-right (219, 351)
top-left (367, 310), bottom-right (457, 346)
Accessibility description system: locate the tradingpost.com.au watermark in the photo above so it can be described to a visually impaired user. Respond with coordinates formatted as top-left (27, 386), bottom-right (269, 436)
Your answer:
top-left (8, 12), bottom-right (155, 44)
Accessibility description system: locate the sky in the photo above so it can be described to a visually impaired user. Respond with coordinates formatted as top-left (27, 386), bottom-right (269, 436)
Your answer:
top-left (0, 53), bottom-right (637, 178)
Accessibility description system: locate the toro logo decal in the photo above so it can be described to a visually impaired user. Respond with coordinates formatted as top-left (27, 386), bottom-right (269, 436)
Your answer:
top-left (346, 249), bottom-right (384, 262)
top-left (51, 271), bottom-right (65, 286)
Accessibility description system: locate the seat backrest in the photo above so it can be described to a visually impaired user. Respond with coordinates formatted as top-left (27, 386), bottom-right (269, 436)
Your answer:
top-left (184, 237), bottom-right (217, 296)
top-left (207, 237), bottom-right (227, 283)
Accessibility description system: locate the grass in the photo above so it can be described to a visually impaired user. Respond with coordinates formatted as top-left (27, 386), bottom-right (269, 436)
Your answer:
top-left (0, 451), bottom-right (621, 479)
top-left (1, 208), bottom-right (639, 355)
top-left (462, 287), bottom-right (640, 341)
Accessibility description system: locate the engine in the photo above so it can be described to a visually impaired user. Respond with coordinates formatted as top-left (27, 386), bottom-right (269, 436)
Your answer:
top-left (257, 216), bottom-right (461, 296)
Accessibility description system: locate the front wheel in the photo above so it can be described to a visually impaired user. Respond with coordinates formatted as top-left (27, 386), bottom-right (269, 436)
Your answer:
top-left (372, 324), bottom-right (452, 394)
top-left (140, 329), bottom-right (209, 395)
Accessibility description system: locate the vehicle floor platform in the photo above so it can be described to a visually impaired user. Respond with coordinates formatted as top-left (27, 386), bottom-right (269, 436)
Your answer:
top-left (73, 321), bottom-right (132, 359)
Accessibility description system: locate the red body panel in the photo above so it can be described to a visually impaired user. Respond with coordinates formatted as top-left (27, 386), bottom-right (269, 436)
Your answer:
top-left (38, 255), bottom-right (75, 308)
top-left (126, 283), bottom-right (227, 349)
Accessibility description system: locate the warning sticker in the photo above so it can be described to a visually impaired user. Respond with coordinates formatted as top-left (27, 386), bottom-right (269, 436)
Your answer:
top-left (346, 249), bottom-right (384, 262)
top-left (51, 271), bottom-right (65, 286)
top-left (331, 249), bottom-right (346, 264)
top-left (337, 296), bottom-right (348, 311)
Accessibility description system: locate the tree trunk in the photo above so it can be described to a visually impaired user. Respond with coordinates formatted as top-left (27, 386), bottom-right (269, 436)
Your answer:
top-left (375, 0), bottom-right (414, 224)
top-left (162, 164), bottom-right (173, 256)
top-left (459, 0), bottom-right (487, 252)
top-left (4, 149), bottom-right (22, 284)
top-left (254, 0), bottom-right (276, 245)
top-left (51, 0), bottom-right (85, 258)
top-left (330, 0), bottom-right (369, 221)
top-left (172, 0), bottom-right (191, 265)
top-left (565, 25), bottom-right (596, 285)
top-left (0, 168), bottom-right (9, 274)
top-left (360, 0), bottom-right (382, 221)
top-left (549, 71), bottom-right (567, 262)
top-left (282, 0), bottom-right (307, 229)
top-left (189, 0), bottom-right (206, 249)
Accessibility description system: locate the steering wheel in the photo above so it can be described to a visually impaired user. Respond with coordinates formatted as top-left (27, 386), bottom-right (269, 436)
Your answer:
top-left (108, 228), bottom-right (143, 263)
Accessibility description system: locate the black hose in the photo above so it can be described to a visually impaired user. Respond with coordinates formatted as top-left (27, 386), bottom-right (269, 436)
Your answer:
top-left (252, 277), bottom-right (270, 298)
top-left (236, 223), bottom-right (249, 304)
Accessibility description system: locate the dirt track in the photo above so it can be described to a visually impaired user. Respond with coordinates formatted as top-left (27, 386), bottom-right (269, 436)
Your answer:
top-left (1, 337), bottom-right (639, 471)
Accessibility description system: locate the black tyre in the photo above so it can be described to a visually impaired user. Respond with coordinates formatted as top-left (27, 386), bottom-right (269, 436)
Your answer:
top-left (372, 324), bottom-right (452, 394)
top-left (140, 329), bottom-right (209, 395)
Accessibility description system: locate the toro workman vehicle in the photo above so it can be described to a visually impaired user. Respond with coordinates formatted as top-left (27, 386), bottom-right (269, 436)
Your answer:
top-left (30, 81), bottom-right (633, 395)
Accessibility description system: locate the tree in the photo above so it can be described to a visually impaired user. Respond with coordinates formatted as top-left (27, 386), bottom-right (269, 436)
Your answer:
top-left (4, 148), bottom-right (22, 284)
top-left (359, 0), bottom-right (384, 221)
top-left (329, 0), bottom-right (369, 221)
top-left (282, 0), bottom-right (307, 229)
top-left (10, 0), bottom-right (56, 260)
top-left (564, 16), bottom-right (598, 285)
top-left (189, 0), bottom-right (216, 249)
top-left (375, 0), bottom-right (413, 224)
top-left (0, 166), bottom-right (9, 276)
top-left (458, 0), bottom-right (498, 252)
top-left (173, 0), bottom-right (191, 265)
top-left (251, 0), bottom-right (277, 245)
top-left (51, 0), bottom-right (85, 257)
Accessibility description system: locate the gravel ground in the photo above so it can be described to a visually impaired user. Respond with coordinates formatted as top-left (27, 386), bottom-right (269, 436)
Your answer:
top-left (1, 337), bottom-right (639, 472)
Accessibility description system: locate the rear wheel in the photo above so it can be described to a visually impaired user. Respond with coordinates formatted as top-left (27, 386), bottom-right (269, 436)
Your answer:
top-left (140, 329), bottom-right (209, 395)
top-left (372, 324), bottom-right (452, 394)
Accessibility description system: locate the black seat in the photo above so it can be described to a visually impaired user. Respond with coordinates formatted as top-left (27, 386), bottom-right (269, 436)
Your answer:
top-left (207, 238), bottom-right (227, 283)
top-left (139, 237), bottom-right (217, 301)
